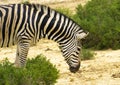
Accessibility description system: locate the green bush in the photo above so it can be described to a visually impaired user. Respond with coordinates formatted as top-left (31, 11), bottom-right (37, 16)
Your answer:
top-left (81, 49), bottom-right (94, 60)
top-left (75, 0), bottom-right (120, 49)
top-left (0, 55), bottom-right (59, 85)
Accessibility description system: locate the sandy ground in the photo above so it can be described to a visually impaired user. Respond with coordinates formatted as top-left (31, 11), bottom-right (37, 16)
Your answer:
top-left (0, 0), bottom-right (120, 85)
top-left (0, 39), bottom-right (120, 85)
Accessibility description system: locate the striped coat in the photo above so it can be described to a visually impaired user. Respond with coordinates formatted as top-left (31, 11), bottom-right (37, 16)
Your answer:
top-left (0, 4), bottom-right (88, 73)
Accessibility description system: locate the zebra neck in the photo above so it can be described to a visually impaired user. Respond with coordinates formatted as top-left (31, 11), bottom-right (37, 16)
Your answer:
top-left (36, 5), bottom-right (78, 43)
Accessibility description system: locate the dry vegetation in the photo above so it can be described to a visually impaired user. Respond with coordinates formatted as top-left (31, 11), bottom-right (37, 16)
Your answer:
top-left (0, 0), bottom-right (120, 85)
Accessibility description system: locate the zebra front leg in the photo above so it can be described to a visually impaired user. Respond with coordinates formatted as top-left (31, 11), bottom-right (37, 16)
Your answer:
top-left (14, 41), bottom-right (30, 67)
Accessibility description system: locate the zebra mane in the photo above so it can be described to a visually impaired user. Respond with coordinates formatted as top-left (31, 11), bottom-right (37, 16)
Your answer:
top-left (25, 3), bottom-right (49, 11)
top-left (24, 3), bottom-right (83, 31)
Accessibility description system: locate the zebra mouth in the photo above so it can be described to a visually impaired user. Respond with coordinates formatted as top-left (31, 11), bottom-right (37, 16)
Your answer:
top-left (69, 64), bottom-right (80, 73)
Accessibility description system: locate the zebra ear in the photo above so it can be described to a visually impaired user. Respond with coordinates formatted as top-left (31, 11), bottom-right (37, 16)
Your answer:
top-left (76, 32), bottom-right (89, 40)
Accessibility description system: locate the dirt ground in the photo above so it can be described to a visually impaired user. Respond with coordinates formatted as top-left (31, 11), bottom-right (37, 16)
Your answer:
top-left (0, 39), bottom-right (120, 85)
top-left (0, 0), bottom-right (120, 85)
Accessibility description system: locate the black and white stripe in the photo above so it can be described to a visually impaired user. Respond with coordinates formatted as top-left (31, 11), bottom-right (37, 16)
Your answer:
top-left (0, 4), bottom-right (88, 73)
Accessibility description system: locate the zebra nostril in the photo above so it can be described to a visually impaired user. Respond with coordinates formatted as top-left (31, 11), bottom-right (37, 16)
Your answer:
top-left (69, 63), bottom-right (80, 73)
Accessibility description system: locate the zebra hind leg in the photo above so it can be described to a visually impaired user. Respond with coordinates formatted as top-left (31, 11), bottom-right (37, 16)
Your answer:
top-left (14, 41), bottom-right (30, 68)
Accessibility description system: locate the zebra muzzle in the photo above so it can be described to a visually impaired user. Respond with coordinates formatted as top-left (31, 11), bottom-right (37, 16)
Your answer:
top-left (69, 63), bottom-right (80, 73)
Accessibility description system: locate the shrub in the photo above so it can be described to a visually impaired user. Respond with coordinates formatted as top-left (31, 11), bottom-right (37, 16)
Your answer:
top-left (75, 0), bottom-right (120, 49)
top-left (26, 55), bottom-right (59, 85)
top-left (0, 55), bottom-right (59, 85)
top-left (80, 49), bottom-right (94, 60)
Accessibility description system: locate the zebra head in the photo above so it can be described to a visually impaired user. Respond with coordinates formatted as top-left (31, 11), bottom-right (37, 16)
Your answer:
top-left (60, 29), bottom-right (89, 73)
top-left (70, 31), bottom-right (89, 73)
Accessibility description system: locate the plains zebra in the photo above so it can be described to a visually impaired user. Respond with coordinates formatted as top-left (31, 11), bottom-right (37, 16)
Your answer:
top-left (0, 4), bottom-right (88, 73)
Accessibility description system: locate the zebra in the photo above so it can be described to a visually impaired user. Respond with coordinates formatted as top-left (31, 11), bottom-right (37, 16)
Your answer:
top-left (0, 4), bottom-right (88, 73)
